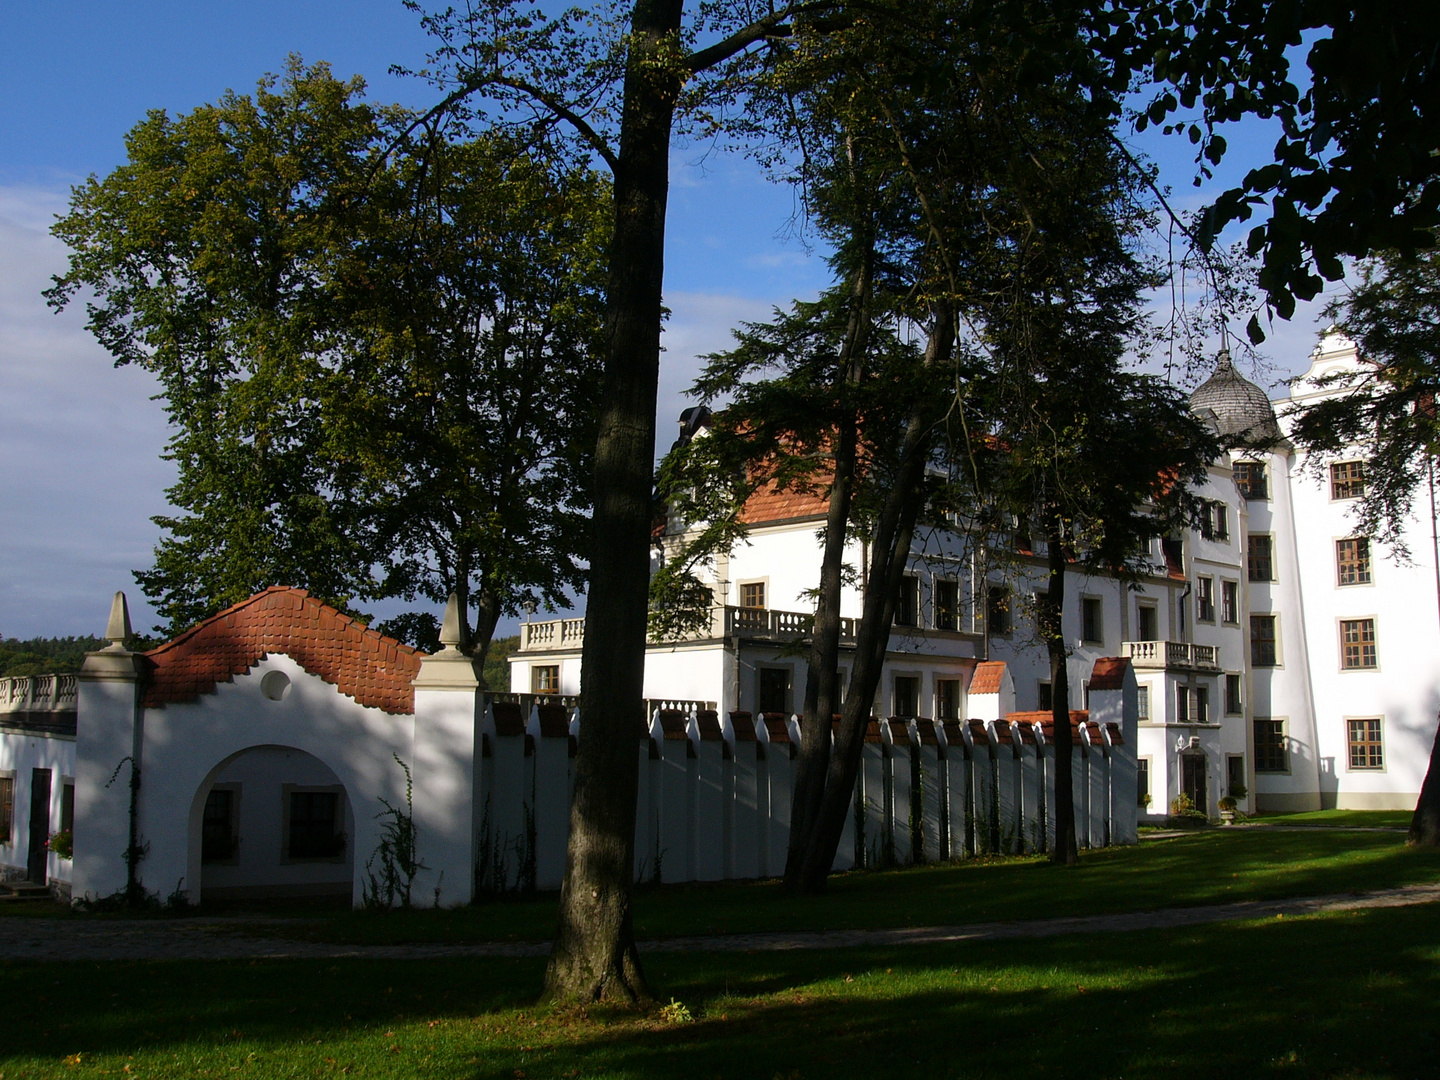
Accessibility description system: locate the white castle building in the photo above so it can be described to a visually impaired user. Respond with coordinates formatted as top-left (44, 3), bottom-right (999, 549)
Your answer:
top-left (513, 330), bottom-right (1439, 818)
top-left (0, 330), bottom-right (1429, 904)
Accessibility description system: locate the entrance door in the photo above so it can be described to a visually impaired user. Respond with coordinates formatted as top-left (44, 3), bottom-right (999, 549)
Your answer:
top-left (1181, 754), bottom-right (1208, 815)
top-left (28, 768), bottom-right (52, 883)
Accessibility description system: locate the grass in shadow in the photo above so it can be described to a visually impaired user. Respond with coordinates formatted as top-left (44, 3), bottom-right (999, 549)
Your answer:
top-left (3, 903), bottom-right (1438, 1078)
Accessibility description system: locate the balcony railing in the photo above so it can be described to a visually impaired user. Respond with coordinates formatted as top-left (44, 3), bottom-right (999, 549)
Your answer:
top-left (0, 673), bottom-right (78, 713)
top-left (518, 606), bottom-right (859, 652)
top-left (1121, 640), bottom-right (1219, 672)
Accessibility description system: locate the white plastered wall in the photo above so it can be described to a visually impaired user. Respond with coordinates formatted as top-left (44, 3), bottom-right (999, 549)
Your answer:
top-left (0, 729), bottom-right (75, 884)
top-left (133, 654), bottom-right (413, 906)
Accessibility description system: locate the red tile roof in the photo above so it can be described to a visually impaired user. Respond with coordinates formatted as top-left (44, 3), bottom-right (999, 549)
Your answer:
top-left (1007, 711), bottom-right (1090, 741)
top-left (969, 661), bottom-right (1008, 695)
top-left (738, 479), bottom-right (832, 526)
top-left (1088, 657), bottom-right (1130, 691)
top-left (141, 587), bottom-right (424, 714)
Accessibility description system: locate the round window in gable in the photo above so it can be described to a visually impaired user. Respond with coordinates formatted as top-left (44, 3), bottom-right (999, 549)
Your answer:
top-left (260, 670), bottom-right (291, 701)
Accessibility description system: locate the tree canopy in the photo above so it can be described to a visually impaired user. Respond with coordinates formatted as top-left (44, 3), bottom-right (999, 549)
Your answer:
top-left (48, 60), bottom-right (609, 661)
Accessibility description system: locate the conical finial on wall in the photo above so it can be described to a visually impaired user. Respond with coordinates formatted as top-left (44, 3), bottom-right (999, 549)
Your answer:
top-left (435, 592), bottom-right (466, 658)
top-left (104, 591), bottom-right (132, 651)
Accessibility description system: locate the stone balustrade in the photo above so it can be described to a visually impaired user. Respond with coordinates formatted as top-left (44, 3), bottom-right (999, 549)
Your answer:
top-left (0, 673), bottom-right (79, 713)
top-left (1121, 640), bottom-right (1220, 671)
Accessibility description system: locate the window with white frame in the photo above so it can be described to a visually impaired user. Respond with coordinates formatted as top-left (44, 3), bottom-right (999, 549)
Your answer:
top-left (1137, 685), bottom-right (1150, 722)
top-left (532, 664), bottom-right (560, 694)
top-left (1336, 538), bottom-right (1372, 586)
top-left (1347, 718), bottom-right (1384, 769)
top-left (1082, 596), bottom-right (1103, 643)
top-left (935, 678), bottom-right (961, 720)
top-left (1340, 618), bottom-right (1378, 670)
top-left (1196, 577), bottom-right (1215, 622)
top-left (1255, 718), bottom-right (1287, 772)
top-left (934, 579), bottom-right (959, 631)
top-left (1221, 579), bottom-right (1239, 624)
top-left (1330, 460), bottom-right (1365, 500)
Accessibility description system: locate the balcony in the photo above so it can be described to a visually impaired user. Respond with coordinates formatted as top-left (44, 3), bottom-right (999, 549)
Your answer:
top-left (1122, 640), bottom-right (1220, 672)
top-left (518, 606), bottom-right (858, 652)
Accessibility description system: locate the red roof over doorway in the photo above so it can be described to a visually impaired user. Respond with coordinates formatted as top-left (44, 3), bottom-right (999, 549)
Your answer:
top-left (141, 587), bottom-right (424, 714)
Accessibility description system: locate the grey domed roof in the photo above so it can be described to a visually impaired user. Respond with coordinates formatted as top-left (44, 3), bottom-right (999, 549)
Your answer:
top-left (1189, 350), bottom-right (1283, 448)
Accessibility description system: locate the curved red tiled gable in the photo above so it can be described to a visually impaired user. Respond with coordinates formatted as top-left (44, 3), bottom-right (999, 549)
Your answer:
top-left (141, 586), bottom-right (425, 714)
top-left (968, 661), bottom-right (1007, 695)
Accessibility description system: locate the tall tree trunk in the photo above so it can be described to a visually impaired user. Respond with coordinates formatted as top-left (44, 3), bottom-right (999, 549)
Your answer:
top-left (785, 248), bottom-right (874, 892)
top-left (1045, 519), bottom-right (1078, 864)
top-left (1408, 714), bottom-right (1440, 846)
top-left (470, 581), bottom-right (502, 689)
top-left (543, 0), bottom-right (682, 1005)
top-left (793, 303), bottom-right (954, 892)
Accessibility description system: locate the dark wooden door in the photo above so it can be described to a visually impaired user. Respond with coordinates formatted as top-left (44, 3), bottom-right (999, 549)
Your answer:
top-left (28, 768), bottom-right (52, 883)
top-left (1182, 754), bottom-right (1208, 815)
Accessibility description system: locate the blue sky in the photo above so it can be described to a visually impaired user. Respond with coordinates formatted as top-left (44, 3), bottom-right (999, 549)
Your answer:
top-left (0, 2), bottom-right (1330, 639)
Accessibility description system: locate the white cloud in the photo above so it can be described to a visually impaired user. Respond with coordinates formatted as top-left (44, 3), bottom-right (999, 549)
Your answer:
top-left (0, 186), bottom-right (174, 638)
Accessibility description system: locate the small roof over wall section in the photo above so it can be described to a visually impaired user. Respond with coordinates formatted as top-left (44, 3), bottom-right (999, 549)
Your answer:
top-left (141, 587), bottom-right (425, 714)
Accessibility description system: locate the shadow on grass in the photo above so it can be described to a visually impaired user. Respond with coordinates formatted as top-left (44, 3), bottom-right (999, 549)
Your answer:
top-left (4, 904), bottom-right (1438, 1079)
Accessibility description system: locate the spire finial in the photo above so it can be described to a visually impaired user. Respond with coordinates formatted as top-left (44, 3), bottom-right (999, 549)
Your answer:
top-left (434, 593), bottom-right (466, 658)
top-left (103, 591), bottom-right (132, 651)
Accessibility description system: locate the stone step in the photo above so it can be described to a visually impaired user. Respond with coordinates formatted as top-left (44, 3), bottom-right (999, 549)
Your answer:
top-left (0, 881), bottom-right (53, 899)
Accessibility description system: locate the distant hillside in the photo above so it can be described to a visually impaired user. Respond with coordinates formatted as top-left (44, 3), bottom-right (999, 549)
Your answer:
top-left (484, 636), bottom-right (520, 692)
top-left (0, 636), bottom-right (109, 677)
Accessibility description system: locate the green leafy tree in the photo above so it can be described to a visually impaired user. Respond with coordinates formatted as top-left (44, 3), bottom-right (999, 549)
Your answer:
top-left (47, 61), bottom-right (609, 674)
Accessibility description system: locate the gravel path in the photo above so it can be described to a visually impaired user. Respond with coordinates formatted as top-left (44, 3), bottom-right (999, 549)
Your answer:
top-left (3, 882), bottom-right (1438, 963)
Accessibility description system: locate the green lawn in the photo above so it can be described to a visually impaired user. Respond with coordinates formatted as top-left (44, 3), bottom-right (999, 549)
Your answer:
top-left (234, 828), bottom-right (1440, 946)
top-left (3, 903), bottom-right (1438, 1078)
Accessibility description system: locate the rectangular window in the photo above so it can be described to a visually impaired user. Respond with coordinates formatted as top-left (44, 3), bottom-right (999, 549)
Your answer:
top-left (1340, 618), bottom-right (1378, 670)
top-left (1248, 534), bottom-right (1274, 582)
top-left (758, 667), bottom-right (791, 714)
top-left (1200, 500), bottom-right (1229, 541)
top-left (934, 579), bottom-right (959, 631)
top-left (1234, 460), bottom-right (1269, 500)
top-left (935, 679), bottom-right (961, 720)
top-left (1227, 755), bottom-right (1247, 797)
top-left (1213, 502), bottom-right (1230, 541)
top-left (987, 586), bottom-right (1011, 635)
top-left (287, 790), bottom-right (343, 860)
top-left (895, 576), bottom-right (920, 628)
top-left (1226, 673), bottom-right (1243, 715)
top-left (1196, 685), bottom-right (1210, 724)
top-left (1347, 718), bottom-right (1384, 769)
top-left (1137, 758), bottom-right (1151, 808)
top-left (1137, 685), bottom-right (1150, 722)
top-left (1196, 577), bottom-right (1215, 622)
top-left (1255, 718), bottom-right (1288, 772)
top-left (1251, 615), bottom-right (1278, 666)
top-left (1331, 460), bottom-right (1366, 500)
top-left (1176, 686), bottom-right (1191, 723)
top-left (1137, 604), bottom-right (1158, 642)
top-left (1221, 580), bottom-right (1239, 624)
top-left (893, 675), bottom-right (920, 718)
top-left (739, 581), bottom-right (766, 609)
top-left (202, 787), bottom-right (238, 864)
top-left (1082, 597), bottom-right (1103, 643)
top-left (1336, 538), bottom-right (1372, 586)
top-left (0, 776), bottom-right (12, 844)
top-left (532, 664), bottom-right (560, 694)
top-left (60, 781), bottom-right (74, 835)
top-left (1037, 681), bottom-right (1054, 712)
